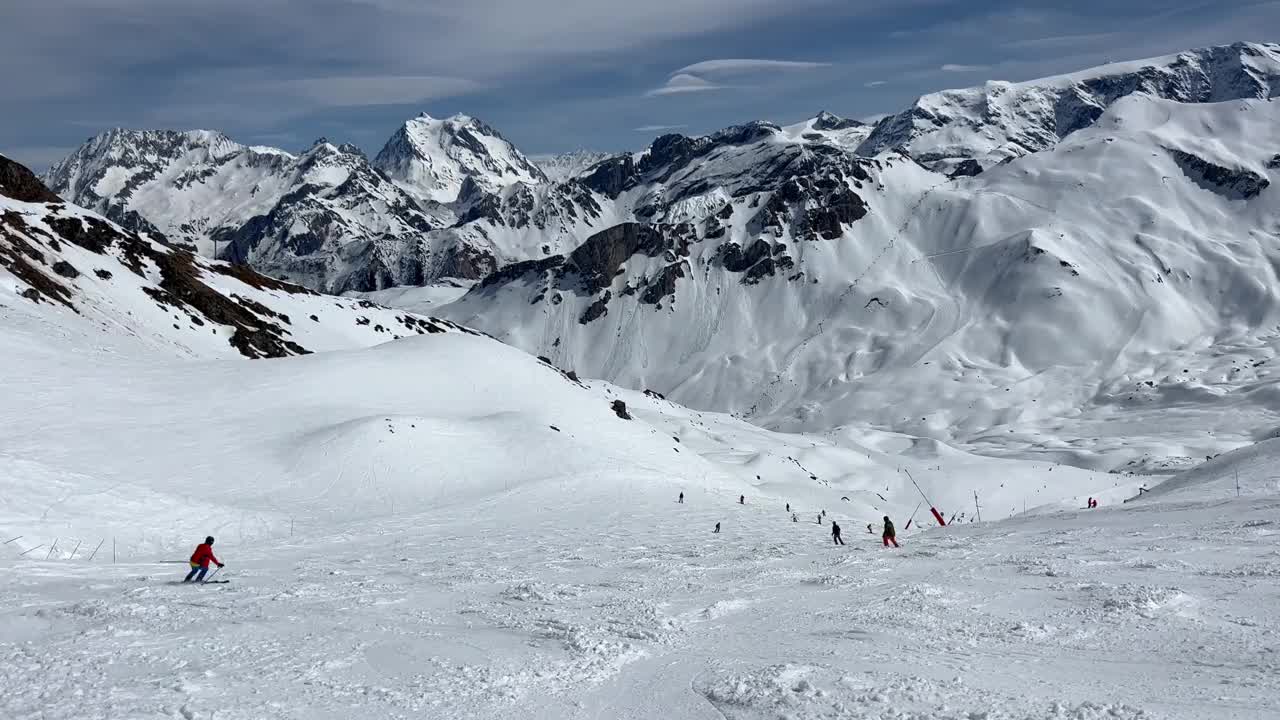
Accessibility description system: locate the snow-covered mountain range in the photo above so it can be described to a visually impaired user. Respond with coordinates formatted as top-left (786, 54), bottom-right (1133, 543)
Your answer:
top-left (1, 153), bottom-right (465, 359)
top-left (39, 42), bottom-right (1280, 471)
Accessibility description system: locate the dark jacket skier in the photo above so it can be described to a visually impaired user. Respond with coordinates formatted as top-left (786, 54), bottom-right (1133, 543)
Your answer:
top-left (679, 492), bottom-right (684, 504)
top-left (831, 521), bottom-right (844, 545)
top-left (714, 522), bottom-right (721, 533)
top-left (882, 516), bottom-right (899, 548)
top-left (184, 536), bottom-right (224, 582)
top-left (739, 495), bottom-right (745, 505)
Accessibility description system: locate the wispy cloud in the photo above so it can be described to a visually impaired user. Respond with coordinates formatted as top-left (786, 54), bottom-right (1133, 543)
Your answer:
top-left (674, 58), bottom-right (830, 75)
top-left (648, 56), bottom-right (828, 97)
top-left (864, 80), bottom-right (888, 87)
top-left (940, 63), bottom-right (991, 72)
top-left (634, 124), bottom-right (689, 132)
top-left (646, 73), bottom-right (725, 96)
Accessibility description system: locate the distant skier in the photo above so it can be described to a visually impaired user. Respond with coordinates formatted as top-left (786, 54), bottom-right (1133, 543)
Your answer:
top-left (184, 536), bottom-right (224, 582)
top-left (882, 516), bottom-right (899, 548)
top-left (679, 492), bottom-right (684, 504)
top-left (832, 521), bottom-right (844, 545)
top-left (714, 522), bottom-right (721, 534)
top-left (786, 503), bottom-right (790, 512)
top-left (816, 514), bottom-right (822, 525)
top-left (1087, 497), bottom-right (1097, 509)
top-left (792, 513), bottom-right (798, 522)
top-left (739, 495), bottom-right (745, 505)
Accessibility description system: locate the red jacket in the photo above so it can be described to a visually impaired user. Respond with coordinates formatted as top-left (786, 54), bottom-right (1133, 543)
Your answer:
top-left (190, 543), bottom-right (220, 567)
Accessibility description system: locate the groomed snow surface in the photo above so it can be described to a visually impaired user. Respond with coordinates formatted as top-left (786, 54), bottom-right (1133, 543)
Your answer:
top-left (2, 299), bottom-right (1278, 719)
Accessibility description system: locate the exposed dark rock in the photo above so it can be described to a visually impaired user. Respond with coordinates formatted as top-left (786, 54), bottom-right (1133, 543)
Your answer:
top-left (579, 291), bottom-right (611, 324)
top-left (949, 159), bottom-right (985, 178)
top-left (94, 269), bottom-right (112, 280)
top-left (719, 240), bottom-right (774, 273)
top-left (582, 155), bottom-right (636, 197)
top-left (639, 262), bottom-right (687, 305)
top-left (477, 255), bottom-right (564, 290)
top-left (147, 249), bottom-right (310, 359)
top-left (0, 155), bottom-right (62, 203)
top-left (1268, 154), bottom-right (1280, 169)
top-left (52, 260), bottom-right (79, 278)
top-left (812, 111), bottom-right (863, 132)
top-left (803, 187), bottom-right (867, 240)
top-left (440, 243), bottom-right (499, 281)
top-left (1168, 148), bottom-right (1270, 200)
top-left (0, 212), bottom-right (77, 310)
top-left (611, 400), bottom-right (632, 420)
top-left (565, 223), bottom-right (690, 295)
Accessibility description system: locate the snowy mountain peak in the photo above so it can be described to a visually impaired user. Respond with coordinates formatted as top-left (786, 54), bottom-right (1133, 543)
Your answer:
top-left (372, 113), bottom-right (547, 204)
top-left (811, 110), bottom-right (863, 131)
top-left (857, 41), bottom-right (1280, 172)
top-left (533, 150), bottom-right (615, 181)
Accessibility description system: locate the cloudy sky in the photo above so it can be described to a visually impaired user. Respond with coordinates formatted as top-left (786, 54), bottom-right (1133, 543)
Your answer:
top-left (1, 0), bottom-right (1274, 170)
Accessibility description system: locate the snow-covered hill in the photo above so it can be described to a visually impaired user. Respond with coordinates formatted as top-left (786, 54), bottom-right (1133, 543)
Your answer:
top-left (857, 41), bottom-right (1280, 173)
top-left (3, 277), bottom-right (1277, 718)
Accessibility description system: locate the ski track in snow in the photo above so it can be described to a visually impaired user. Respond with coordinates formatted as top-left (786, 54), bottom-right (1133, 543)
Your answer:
top-left (3, 491), bottom-right (1278, 719)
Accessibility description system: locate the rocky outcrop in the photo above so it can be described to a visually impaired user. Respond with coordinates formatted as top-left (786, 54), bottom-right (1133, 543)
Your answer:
top-left (1, 155), bottom-right (62, 203)
top-left (812, 111), bottom-right (864, 132)
top-left (1168, 148), bottom-right (1270, 200)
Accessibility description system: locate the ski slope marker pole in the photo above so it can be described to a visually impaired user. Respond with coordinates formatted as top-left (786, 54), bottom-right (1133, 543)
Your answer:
top-left (87, 539), bottom-right (104, 561)
top-left (69, 539), bottom-right (82, 560)
top-left (905, 502), bottom-right (923, 531)
top-left (904, 469), bottom-right (947, 527)
top-left (3, 536), bottom-right (21, 545)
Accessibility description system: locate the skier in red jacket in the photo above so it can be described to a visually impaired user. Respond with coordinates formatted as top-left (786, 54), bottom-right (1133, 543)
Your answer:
top-left (184, 536), bottom-right (224, 582)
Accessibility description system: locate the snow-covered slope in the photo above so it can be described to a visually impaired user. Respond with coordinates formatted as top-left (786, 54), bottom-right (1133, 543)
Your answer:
top-left (857, 41), bottom-right (1280, 173)
top-left (373, 113), bottom-right (547, 204)
top-left (532, 149), bottom-right (614, 182)
top-left (439, 93), bottom-right (1280, 471)
top-left (3, 276), bottom-right (1277, 718)
top-left (1, 154), bottom-right (461, 359)
top-left (41, 129), bottom-right (297, 248)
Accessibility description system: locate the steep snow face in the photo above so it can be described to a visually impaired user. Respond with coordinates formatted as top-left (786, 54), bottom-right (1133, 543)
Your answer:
top-left (1, 154), bottom-right (461, 359)
top-left (857, 42), bottom-right (1280, 172)
top-left (42, 129), bottom-right (296, 247)
top-left (44, 131), bottom-right (455, 294)
top-left (373, 113), bottom-right (548, 204)
top-left (212, 140), bottom-right (448, 294)
top-left (439, 95), bottom-right (1280, 469)
top-left (532, 150), bottom-right (614, 182)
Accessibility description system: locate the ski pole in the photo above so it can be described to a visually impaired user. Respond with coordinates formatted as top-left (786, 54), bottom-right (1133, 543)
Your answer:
top-left (203, 567), bottom-right (222, 583)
